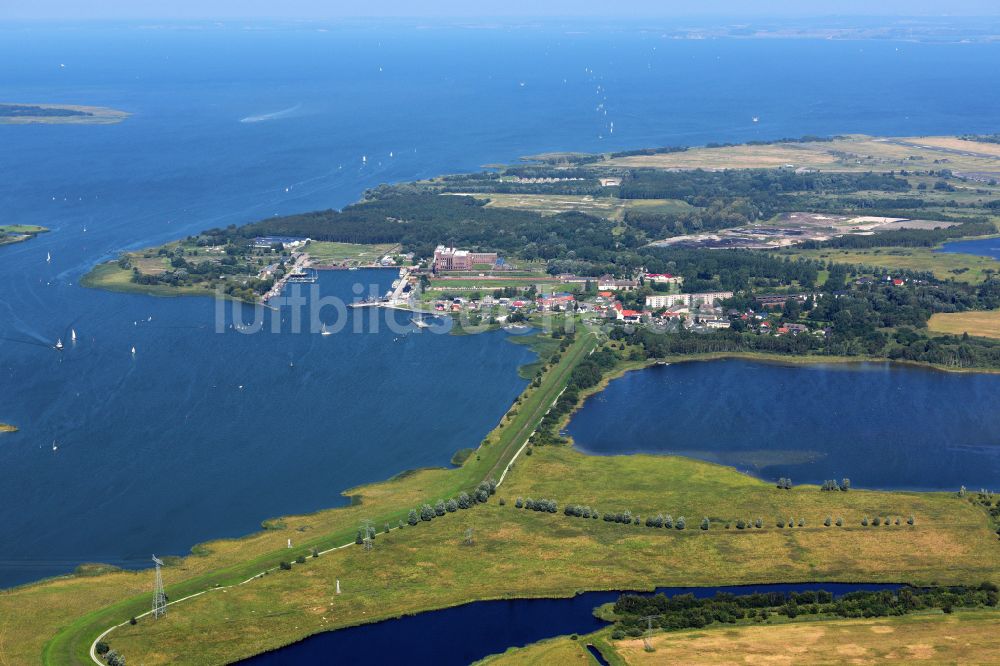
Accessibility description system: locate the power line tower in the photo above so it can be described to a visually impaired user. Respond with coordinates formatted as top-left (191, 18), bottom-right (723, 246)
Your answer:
top-left (360, 519), bottom-right (374, 552)
top-left (640, 614), bottom-right (659, 652)
top-left (152, 555), bottom-right (167, 619)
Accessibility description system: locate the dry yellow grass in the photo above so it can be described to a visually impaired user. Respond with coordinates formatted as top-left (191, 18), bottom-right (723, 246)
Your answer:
top-left (903, 136), bottom-right (1000, 159)
top-left (606, 143), bottom-right (839, 170)
top-left (603, 135), bottom-right (1000, 173)
top-left (612, 610), bottom-right (1000, 665)
top-left (929, 310), bottom-right (1000, 339)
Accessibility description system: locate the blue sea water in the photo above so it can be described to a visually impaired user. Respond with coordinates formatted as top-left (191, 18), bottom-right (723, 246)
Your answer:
top-left (2, 22), bottom-right (1000, 588)
top-left (567, 360), bottom-right (1000, 491)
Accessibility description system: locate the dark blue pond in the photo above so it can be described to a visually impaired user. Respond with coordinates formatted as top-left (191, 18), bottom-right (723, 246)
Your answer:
top-left (241, 583), bottom-right (898, 665)
top-left (937, 237), bottom-right (1000, 262)
top-left (567, 360), bottom-right (1000, 491)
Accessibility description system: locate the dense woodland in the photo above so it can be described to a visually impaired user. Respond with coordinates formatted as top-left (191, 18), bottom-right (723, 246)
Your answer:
top-left (610, 584), bottom-right (999, 638)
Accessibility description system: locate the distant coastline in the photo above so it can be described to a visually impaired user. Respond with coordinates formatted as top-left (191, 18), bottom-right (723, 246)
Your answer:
top-left (0, 104), bottom-right (129, 125)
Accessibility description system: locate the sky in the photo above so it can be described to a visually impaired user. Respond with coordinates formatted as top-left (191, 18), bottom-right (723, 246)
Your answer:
top-left (3, 0), bottom-right (1000, 20)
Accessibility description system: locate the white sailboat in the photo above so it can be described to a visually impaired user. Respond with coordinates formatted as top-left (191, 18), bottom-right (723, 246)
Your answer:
top-left (752, 116), bottom-right (760, 123)
top-left (70, 329), bottom-right (77, 343)
top-left (46, 251), bottom-right (51, 263)
top-left (321, 324), bottom-right (333, 336)
top-left (52, 441), bottom-right (58, 452)
top-left (54, 338), bottom-right (64, 351)
top-left (131, 345), bottom-right (136, 355)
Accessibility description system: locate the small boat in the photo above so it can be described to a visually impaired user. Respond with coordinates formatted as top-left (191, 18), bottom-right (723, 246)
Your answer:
top-left (752, 116), bottom-right (760, 123)
top-left (70, 329), bottom-right (77, 343)
top-left (54, 338), bottom-right (64, 351)
top-left (131, 346), bottom-right (136, 355)
top-left (321, 324), bottom-right (333, 336)
top-left (46, 252), bottom-right (51, 263)
top-left (414, 319), bottom-right (431, 329)
top-left (52, 441), bottom-right (58, 452)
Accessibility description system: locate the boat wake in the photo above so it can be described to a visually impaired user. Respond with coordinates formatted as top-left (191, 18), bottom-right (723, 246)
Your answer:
top-left (239, 104), bottom-right (303, 124)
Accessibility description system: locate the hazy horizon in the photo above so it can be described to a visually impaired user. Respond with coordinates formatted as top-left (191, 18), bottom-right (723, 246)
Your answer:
top-left (4, 0), bottom-right (1000, 20)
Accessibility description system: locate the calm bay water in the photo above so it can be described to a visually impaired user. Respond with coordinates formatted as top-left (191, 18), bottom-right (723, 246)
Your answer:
top-left (567, 360), bottom-right (1000, 491)
top-left (3, 22), bottom-right (1000, 587)
top-left (938, 237), bottom-right (1000, 262)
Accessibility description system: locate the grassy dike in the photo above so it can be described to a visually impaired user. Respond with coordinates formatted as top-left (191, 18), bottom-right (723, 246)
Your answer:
top-left (27, 331), bottom-right (597, 665)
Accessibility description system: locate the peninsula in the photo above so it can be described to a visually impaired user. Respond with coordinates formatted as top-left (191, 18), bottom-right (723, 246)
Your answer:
top-left (15, 133), bottom-right (1000, 665)
top-left (0, 104), bottom-right (129, 125)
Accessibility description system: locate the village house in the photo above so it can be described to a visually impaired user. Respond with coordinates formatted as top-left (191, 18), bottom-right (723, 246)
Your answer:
top-left (536, 293), bottom-right (576, 311)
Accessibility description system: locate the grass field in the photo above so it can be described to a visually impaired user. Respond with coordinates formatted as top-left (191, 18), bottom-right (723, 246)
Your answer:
top-left (603, 134), bottom-right (1000, 174)
top-left (80, 262), bottom-right (218, 298)
top-left (303, 241), bottom-right (399, 265)
top-left (929, 309), bottom-right (1000, 339)
top-left (610, 609), bottom-right (1000, 665)
top-left (94, 440), bottom-right (996, 664)
top-left (459, 193), bottom-right (692, 221)
top-left (777, 246), bottom-right (1000, 284)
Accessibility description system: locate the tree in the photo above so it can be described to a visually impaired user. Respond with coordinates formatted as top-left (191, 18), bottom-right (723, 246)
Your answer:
top-left (515, 497), bottom-right (523, 508)
top-left (279, 561), bottom-right (292, 570)
top-left (106, 650), bottom-right (126, 666)
top-left (434, 500), bottom-right (446, 516)
top-left (824, 516), bottom-right (832, 527)
top-left (862, 517), bottom-right (870, 526)
top-left (296, 554), bottom-right (306, 564)
top-left (664, 514), bottom-right (673, 529)
top-left (836, 517), bottom-right (843, 527)
top-left (840, 478), bottom-right (851, 491)
top-left (701, 517), bottom-right (710, 530)
top-left (676, 516), bottom-right (686, 530)
top-left (907, 515), bottom-right (915, 525)
top-left (446, 498), bottom-right (458, 512)
top-left (407, 509), bottom-right (419, 526)
top-left (96, 642), bottom-right (110, 656)
top-left (755, 518), bottom-right (763, 529)
top-left (355, 530), bottom-right (363, 544)
top-left (420, 504), bottom-right (435, 521)
top-left (312, 547), bottom-right (320, 557)
top-left (458, 492), bottom-right (471, 509)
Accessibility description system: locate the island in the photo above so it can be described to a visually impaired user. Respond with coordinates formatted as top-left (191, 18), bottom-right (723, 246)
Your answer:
top-left (0, 103), bottom-right (129, 125)
top-left (14, 133), bottom-right (1000, 666)
top-left (0, 423), bottom-right (16, 434)
top-left (0, 225), bottom-right (49, 247)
